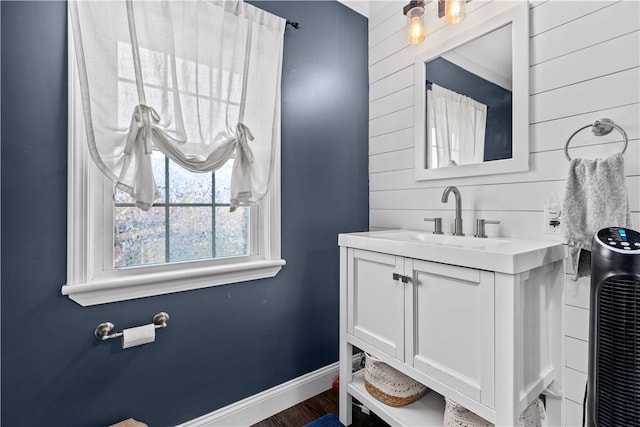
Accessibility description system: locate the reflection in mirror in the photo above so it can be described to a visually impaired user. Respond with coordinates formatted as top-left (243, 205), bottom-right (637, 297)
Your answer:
top-left (426, 23), bottom-right (512, 169)
top-left (414, 3), bottom-right (529, 181)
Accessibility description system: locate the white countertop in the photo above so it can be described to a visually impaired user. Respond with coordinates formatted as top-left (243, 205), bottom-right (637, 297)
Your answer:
top-left (338, 229), bottom-right (567, 274)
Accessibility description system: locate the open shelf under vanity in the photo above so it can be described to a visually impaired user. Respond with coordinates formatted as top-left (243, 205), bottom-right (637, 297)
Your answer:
top-left (348, 371), bottom-right (445, 426)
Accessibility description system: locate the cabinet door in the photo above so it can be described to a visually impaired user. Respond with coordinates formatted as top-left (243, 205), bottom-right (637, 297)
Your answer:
top-left (407, 259), bottom-right (495, 407)
top-left (347, 249), bottom-right (405, 361)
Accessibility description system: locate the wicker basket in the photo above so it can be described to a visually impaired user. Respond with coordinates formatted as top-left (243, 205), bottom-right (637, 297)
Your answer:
top-left (444, 397), bottom-right (545, 427)
top-left (444, 398), bottom-right (493, 427)
top-left (518, 398), bottom-right (545, 427)
top-left (363, 353), bottom-right (428, 407)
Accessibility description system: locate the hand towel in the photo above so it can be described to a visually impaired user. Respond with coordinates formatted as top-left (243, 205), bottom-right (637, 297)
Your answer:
top-left (561, 152), bottom-right (631, 280)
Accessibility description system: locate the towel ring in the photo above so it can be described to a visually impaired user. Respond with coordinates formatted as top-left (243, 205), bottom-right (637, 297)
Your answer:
top-left (564, 118), bottom-right (628, 161)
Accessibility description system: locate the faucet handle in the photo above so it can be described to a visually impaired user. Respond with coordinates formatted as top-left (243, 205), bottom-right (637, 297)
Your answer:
top-left (424, 217), bottom-right (443, 235)
top-left (474, 219), bottom-right (500, 238)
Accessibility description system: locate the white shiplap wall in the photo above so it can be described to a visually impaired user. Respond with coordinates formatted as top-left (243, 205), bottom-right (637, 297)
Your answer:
top-left (367, 1), bottom-right (639, 425)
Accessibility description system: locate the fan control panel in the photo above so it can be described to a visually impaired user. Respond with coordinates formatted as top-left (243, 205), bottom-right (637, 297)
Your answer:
top-left (597, 227), bottom-right (640, 252)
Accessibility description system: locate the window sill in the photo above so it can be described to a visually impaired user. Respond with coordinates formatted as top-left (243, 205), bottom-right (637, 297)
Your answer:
top-left (61, 259), bottom-right (286, 306)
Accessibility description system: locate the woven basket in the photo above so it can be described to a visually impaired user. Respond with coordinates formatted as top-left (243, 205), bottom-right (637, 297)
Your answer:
top-left (518, 398), bottom-right (545, 427)
top-left (363, 353), bottom-right (428, 407)
top-left (444, 397), bottom-right (545, 427)
top-left (444, 398), bottom-right (493, 427)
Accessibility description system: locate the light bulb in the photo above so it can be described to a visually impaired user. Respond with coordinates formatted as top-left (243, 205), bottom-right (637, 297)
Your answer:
top-left (445, 0), bottom-right (466, 24)
top-left (408, 16), bottom-right (425, 45)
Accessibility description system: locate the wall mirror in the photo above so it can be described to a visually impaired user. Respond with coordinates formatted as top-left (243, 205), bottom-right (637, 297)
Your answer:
top-left (414, 3), bottom-right (529, 181)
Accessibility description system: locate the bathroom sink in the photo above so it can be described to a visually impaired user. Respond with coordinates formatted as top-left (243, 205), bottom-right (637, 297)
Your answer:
top-left (338, 229), bottom-right (566, 274)
top-left (378, 230), bottom-right (509, 249)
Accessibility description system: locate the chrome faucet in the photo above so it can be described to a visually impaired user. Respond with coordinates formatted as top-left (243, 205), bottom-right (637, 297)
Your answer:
top-left (441, 186), bottom-right (464, 236)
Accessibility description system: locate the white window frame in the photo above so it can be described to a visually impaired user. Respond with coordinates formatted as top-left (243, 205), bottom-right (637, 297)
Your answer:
top-left (62, 26), bottom-right (284, 307)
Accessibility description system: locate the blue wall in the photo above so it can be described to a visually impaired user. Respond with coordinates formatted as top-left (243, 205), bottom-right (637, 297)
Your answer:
top-left (0, 2), bottom-right (368, 426)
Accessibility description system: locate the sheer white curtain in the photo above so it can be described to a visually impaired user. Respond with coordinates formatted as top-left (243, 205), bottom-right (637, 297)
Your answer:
top-left (428, 84), bottom-right (487, 168)
top-left (70, 0), bottom-right (285, 211)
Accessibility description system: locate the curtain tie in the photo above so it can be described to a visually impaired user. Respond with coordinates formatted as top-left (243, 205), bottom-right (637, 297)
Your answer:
top-left (125, 104), bottom-right (160, 156)
top-left (234, 122), bottom-right (255, 165)
top-left (229, 122), bottom-right (257, 212)
top-left (122, 104), bottom-right (161, 210)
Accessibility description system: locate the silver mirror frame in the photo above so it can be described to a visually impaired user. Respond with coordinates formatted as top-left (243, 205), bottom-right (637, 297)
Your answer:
top-left (414, 3), bottom-right (529, 181)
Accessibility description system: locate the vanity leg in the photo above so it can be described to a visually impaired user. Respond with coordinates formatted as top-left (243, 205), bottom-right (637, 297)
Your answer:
top-left (339, 341), bottom-right (353, 426)
top-left (543, 260), bottom-right (565, 427)
top-left (494, 274), bottom-right (518, 427)
top-left (339, 246), bottom-right (353, 426)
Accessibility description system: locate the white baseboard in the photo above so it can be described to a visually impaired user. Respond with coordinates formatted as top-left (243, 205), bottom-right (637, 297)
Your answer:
top-left (177, 362), bottom-right (340, 427)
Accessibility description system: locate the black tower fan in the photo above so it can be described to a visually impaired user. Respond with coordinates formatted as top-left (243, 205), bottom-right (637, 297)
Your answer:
top-left (586, 227), bottom-right (640, 426)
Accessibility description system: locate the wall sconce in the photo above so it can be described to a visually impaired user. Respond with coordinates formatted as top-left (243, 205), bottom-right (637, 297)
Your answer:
top-left (404, 0), bottom-right (469, 45)
top-left (403, 1), bottom-right (426, 45)
top-left (438, 0), bottom-right (468, 25)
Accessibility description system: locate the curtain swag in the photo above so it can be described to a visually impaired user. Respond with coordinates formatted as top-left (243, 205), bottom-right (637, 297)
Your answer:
top-left (70, 0), bottom-right (285, 211)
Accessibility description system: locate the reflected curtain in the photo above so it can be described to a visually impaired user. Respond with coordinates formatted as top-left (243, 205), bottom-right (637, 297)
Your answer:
top-left (428, 84), bottom-right (487, 167)
top-left (70, 0), bottom-right (285, 211)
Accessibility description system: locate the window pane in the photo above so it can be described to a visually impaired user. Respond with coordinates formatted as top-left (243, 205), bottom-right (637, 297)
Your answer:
top-left (114, 207), bottom-right (166, 268)
top-left (215, 207), bottom-right (249, 257)
top-left (114, 187), bottom-right (132, 204)
top-left (169, 160), bottom-right (212, 204)
top-left (176, 56), bottom-right (210, 95)
top-left (180, 93), bottom-right (212, 144)
top-left (212, 69), bottom-right (243, 104)
top-left (119, 42), bottom-right (166, 87)
top-left (115, 151), bottom-right (167, 204)
top-left (117, 81), bottom-right (139, 130)
top-left (169, 207), bottom-right (213, 262)
top-left (215, 161), bottom-right (233, 203)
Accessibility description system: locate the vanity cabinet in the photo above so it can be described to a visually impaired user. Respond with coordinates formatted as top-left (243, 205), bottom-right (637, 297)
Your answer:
top-left (348, 249), bottom-right (494, 407)
top-left (338, 232), bottom-right (566, 427)
top-left (409, 258), bottom-right (495, 408)
top-left (347, 250), bottom-right (405, 361)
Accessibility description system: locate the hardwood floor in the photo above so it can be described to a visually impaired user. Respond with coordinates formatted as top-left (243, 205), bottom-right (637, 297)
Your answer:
top-left (251, 388), bottom-right (390, 427)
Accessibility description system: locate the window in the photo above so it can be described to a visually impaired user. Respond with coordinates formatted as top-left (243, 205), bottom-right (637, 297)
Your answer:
top-left (113, 154), bottom-right (251, 268)
top-left (112, 43), bottom-right (251, 270)
top-left (62, 12), bottom-right (284, 306)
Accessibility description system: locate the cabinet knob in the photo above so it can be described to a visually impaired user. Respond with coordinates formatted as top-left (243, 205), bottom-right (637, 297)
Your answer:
top-left (392, 273), bottom-right (401, 281)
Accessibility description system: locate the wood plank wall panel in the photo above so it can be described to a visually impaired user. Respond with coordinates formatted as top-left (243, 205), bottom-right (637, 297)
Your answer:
top-left (370, 86), bottom-right (413, 119)
top-left (370, 177), bottom-right (640, 212)
top-left (530, 2), bottom-right (638, 65)
top-left (564, 273), bottom-right (591, 425)
top-left (367, 1), bottom-right (640, 421)
top-left (368, 1), bottom-right (403, 31)
top-left (530, 1), bottom-right (609, 36)
top-left (532, 68), bottom-right (639, 123)
top-left (566, 337), bottom-right (589, 374)
top-left (370, 127), bottom-right (413, 155)
top-left (370, 66), bottom-right (413, 101)
top-left (531, 31), bottom-right (640, 95)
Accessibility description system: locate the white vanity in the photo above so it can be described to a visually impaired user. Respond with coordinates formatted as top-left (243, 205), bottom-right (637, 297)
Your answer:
top-left (338, 230), bottom-right (566, 426)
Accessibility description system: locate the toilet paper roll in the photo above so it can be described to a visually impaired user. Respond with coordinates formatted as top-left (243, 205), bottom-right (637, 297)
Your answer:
top-left (122, 324), bottom-right (156, 349)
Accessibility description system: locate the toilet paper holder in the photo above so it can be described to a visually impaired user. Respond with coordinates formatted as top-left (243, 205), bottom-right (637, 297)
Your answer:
top-left (94, 312), bottom-right (170, 341)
